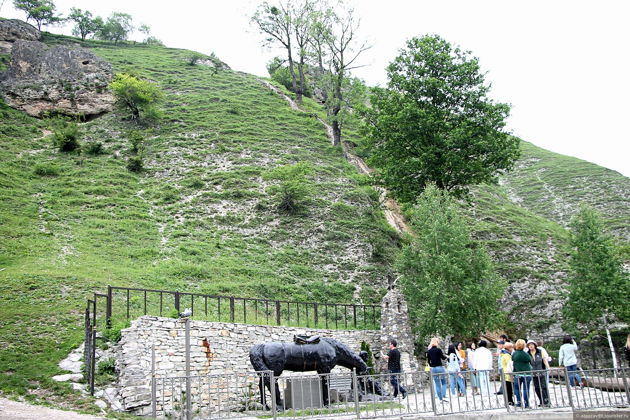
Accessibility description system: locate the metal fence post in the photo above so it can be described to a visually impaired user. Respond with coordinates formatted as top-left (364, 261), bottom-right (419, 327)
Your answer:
top-left (352, 369), bottom-right (360, 419)
top-left (275, 301), bottom-right (281, 325)
top-left (89, 329), bottom-right (96, 395)
top-left (185, 318), bottom-right (191, 420)
top-left (314, 303), bottom-right (318, 326)
top-left (564, 367), bottom-right (574, 410)
top-left (230, 297), bottom-right (235, 322)
top-left (151, 345), bottom-right (156, 417)
top-left (175, 291), bottom-right (180, 313)
top-left (270, 372), bottom-right (277, 420)
top-left (429, 370), bottom-right (437, 415)
top-left (106, 285), bottom-right (112, 329)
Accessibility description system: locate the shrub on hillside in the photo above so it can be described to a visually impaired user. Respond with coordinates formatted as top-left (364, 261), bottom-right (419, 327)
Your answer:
top-left (264, 162), bottom-right (313, 215)
top-left (51, 121), bottom-right (81, 152)
top-left (110, 73), bottom-right (163, 121)
top-left (127, 155), bottom-right (144, 172)
top-left (127, 130), bottom-right (144, 154)
top-left (33, 163), bottom-right (60, 177)
top-left (84, 142), bottom-right (104, 155)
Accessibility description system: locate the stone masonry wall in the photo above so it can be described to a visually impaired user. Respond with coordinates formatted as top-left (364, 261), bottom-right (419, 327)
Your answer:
top-left (116, 317), bottom-right (383, 416)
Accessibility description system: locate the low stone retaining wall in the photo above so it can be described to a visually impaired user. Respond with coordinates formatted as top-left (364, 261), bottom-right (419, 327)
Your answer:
top-left (115, 316), bottom-right (384, 415)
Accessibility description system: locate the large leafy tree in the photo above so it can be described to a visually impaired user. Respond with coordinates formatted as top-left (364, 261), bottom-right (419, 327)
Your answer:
top-left (362, 35), bottom-right (520, 202)
top-left (13, 0), bottom-right (62, 30)
top-left (563, 205), bottom-right (629, 368)
top-left (397, 184), bottom-right (505, 341)
top-left (96, 12), bottom-right (133, 44)
top-left (68, 8), bottom-right (99, 41)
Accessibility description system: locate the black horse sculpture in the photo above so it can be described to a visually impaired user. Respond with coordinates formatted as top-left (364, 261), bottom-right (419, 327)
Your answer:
top-left (249, 337), bottom-right (380, 408)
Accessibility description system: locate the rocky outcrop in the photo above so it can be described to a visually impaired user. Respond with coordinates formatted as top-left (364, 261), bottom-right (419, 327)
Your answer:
top-left (0, 40), bottom-right (114, 117)
top-left (0, 19), bottom-right (40, 54)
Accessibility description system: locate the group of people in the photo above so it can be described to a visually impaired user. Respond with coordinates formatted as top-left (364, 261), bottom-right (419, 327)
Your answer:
top-left (422, 335), bottom-right (585, 408)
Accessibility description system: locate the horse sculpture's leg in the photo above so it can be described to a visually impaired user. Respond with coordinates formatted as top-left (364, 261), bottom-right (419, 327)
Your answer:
top-left (318, 369), bottom-right (331, 407)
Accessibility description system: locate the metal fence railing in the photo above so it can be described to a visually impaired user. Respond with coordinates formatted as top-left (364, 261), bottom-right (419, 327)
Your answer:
top-left (105, 286), bottom-right (381, 331)
top-left (147, 367), bottom-right (630, 419)
top-left (83, 286), bottom-right (381, 395)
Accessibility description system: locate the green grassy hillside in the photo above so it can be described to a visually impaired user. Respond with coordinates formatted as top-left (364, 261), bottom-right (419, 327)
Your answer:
top-left (500, 141), bottom-right (630, 240)
top-left (1, 33), bottom-right (628, 409)
top-left (0, 36), bottom-right (397, 406)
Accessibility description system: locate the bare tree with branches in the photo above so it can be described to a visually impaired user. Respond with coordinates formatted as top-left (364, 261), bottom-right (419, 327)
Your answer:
top-left (324, 6), bottom-right (370, 145)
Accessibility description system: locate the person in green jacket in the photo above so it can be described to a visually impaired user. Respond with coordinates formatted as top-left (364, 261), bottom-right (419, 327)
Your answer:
top-left (512, 339), bottom-right (533, 408)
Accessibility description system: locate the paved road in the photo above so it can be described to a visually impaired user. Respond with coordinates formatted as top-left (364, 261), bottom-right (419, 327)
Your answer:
top-left (0, 398), bottom-right (105, 420)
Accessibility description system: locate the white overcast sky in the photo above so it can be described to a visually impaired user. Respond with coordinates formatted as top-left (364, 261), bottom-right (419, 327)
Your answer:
top-left (2, 0), bottom-right (629, 177)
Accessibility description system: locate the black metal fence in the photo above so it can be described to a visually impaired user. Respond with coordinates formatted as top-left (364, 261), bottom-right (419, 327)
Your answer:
top-left (84, 286), bottom-right (381, 395)
top-left (148, 367), bottom-right (630, 419)
top-left (104, 286), bottom-right (381, 330)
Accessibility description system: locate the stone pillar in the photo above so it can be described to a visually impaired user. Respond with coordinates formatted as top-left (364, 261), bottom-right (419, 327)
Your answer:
top-left (378, 288), bottom-right (418, 375)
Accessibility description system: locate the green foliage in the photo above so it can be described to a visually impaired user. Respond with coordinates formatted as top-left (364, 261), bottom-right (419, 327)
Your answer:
top-left (126, 155), bottom-right (144, 172)
top-left (96, 357), bottom-right (115, 375)
top-left (103, 320), bottom-right (130, 344)
top-left (51, 121), bottom-right (81, 152)
top-left (84, 142), bottom-right (103, 156)
top-left (110, 73), bottom-right (163, 120)
top-left (265, 163), bottom-right (313, 215)
top-left (96, 12), bottom-right (133, 44)
top-left (13, 0), bottom-right (62, 30)
top-left (360, 341), bottom-right (374, 370)
top-left (127, 130), bottom-right (144, 154)
top-left (563, 206), bottom-right (629, 332)
top-left (398, 185), bottom-right (506, 341)
top-left (362, 35), bottom-right (520, 201)
top-left (267, 58), bottom-right (312, 98)
top-left (0, 53), bottom-right (9, 73)
top-left (68, 8), bottom-right (100, 41)
top-left (186, 51), bottom-right (206, 66)
top-left (33, 162), bottom-right (59, 176)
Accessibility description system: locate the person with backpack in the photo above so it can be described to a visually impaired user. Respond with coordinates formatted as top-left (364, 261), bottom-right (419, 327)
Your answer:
top-left (447, 344), bottom-right (466, 396)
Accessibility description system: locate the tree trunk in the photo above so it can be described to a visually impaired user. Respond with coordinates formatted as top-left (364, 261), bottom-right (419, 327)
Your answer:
top-left (296, 57), bottom-right (305, 104)
top-left (286, 44), bottom-right (298, 101)
top-left (606, 327), bottom-right (619, 372)
top-left (332, 108), bottom-right (341, 146)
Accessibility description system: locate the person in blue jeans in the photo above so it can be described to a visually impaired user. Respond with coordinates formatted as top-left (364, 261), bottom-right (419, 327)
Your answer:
top-left (383, 339), bottom-right (407, 398)
top-left (511, 339), bottom-right (533, 408)
top-left (446, 344), bottom-right (466, 396)
top-left (426, 337), bottom-right (448, 402)
top-left (559, 336), bottom-right (582, 387)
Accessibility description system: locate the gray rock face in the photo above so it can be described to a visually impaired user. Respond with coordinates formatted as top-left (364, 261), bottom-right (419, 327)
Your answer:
top-left (0, 40), bottom-right (114, 117)
top-left (0, 19), bottom-right (41, 54)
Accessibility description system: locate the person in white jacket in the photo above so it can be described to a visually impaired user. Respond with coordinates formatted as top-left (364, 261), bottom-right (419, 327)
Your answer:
top-left (475, 340), bottom-right (494, 396)
top-left (559, 336), bottom-right (582, 387)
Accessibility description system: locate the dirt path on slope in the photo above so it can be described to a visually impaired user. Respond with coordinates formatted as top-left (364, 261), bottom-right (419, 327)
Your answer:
top-left (259, 80), bottom-right (412, 235)
top-left (0, 398), bottom-right (105, 420)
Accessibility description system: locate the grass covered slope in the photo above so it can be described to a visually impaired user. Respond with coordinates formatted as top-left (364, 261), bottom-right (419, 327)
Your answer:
top-left (0, 37), bottom-right (397, 402)
top-left (499, 141), bottom-right (630, 241)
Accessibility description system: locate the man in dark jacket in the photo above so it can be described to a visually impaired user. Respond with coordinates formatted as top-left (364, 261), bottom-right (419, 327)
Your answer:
top-left (383, 339), bottom-right (407, 398)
